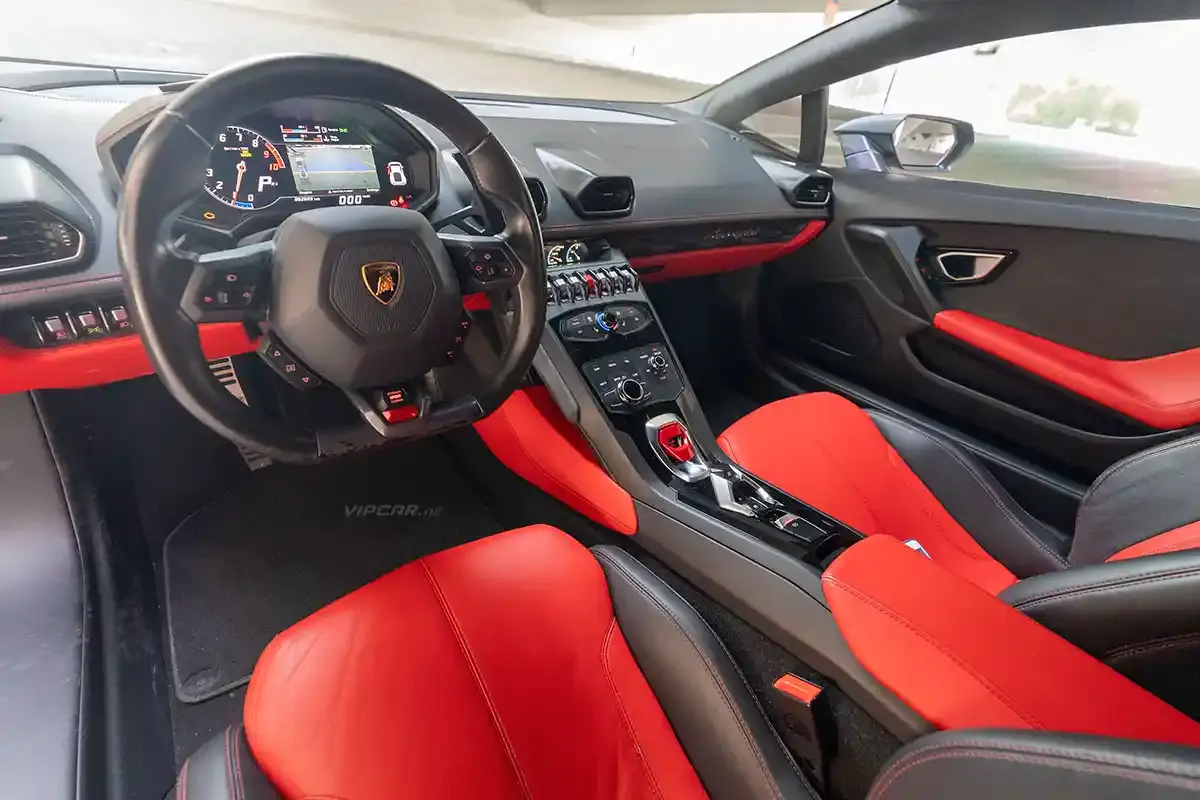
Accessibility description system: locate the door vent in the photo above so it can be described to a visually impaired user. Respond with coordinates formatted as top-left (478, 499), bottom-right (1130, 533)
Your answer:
top-left (524, 177), bottom-right (548, 221)
top-left (0, 204), bottom-right (85, 276)
top-left (577, 177), bottom-right (635, 218)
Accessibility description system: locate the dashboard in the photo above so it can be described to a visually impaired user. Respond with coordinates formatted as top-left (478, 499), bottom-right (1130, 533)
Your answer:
top-left (0, 77), bottom-right (830, 393)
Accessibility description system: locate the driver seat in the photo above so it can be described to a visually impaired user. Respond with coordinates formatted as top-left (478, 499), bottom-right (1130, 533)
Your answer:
top-left (173, 524), bottom-right (814, 800)
top-left (173, 525), bottom-right (1200, 800)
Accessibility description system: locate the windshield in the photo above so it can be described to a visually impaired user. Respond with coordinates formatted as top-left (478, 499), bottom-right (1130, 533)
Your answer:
top-left (4, 0), bottom-right (887, 101)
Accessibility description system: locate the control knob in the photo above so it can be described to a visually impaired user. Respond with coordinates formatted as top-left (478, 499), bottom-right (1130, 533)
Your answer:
top-left (616, 378), bottom-right (646, 406)
top-left (647, 354), bottom-right (668, 374)
top-left (596, 310), bottom-right (618, 332)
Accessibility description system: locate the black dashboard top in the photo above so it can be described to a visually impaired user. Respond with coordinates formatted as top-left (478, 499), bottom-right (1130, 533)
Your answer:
top-left (0, 83), bottom-right (828, 311)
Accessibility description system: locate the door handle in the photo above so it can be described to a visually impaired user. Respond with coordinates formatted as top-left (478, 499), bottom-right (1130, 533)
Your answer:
top-left (932, 250), bottom-right (1012, 283)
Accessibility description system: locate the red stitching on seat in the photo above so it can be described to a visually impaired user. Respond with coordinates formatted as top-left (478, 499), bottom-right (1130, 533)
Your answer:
top-left (600, 617), bottom-right (666, 800)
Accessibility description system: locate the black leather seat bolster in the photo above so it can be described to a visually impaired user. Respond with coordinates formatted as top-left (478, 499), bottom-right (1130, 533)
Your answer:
top-left (1072, 433), bottom-right (1200, 565)
top-left (172, 725), bottom-right (279, 800)
top-left (869, 730), bottom-right (1200, 800)
top-left (1000, 549), bottom-right (1200, 719)
top-left (592, 546), bottom-right (817, 800)
top-left (867, 411), bottom-right (1070, 577)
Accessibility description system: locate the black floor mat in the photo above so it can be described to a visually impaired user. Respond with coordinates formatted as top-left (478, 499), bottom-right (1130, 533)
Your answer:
top-left (163, 438), bottom-right (500, 703)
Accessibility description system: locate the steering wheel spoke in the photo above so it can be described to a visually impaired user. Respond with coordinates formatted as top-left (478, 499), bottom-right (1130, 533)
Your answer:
top-left (180, 240), bottom-right (274, 323)
top-left (438, 230), bottom-right (523, 293)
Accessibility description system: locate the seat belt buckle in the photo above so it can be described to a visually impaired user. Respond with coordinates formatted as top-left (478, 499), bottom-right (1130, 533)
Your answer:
top-left (773, 673), bottom-right (834, 790)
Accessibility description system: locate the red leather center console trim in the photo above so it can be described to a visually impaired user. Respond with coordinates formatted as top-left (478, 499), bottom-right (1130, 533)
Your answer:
top-left (824, 536), bottom-right (1200, 745)
top-left (1108, 520), bottom-right (1200, 562)
top-left (630, 220), bottom-right (825, 282)
top-left (934, 310), bottom-right (1200, 430)
top-left (473, 387), bottom-right (637, 535)
top-left (718, 392), bottom-right (1016, 594)
top-left (246, 525), bottom-right (706, 799)
top-left (0, 323), bottom-right (256, 394)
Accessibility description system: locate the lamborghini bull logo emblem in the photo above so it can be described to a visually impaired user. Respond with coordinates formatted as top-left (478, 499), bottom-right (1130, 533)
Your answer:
top-left (361, 261), bottom-right (401, 305)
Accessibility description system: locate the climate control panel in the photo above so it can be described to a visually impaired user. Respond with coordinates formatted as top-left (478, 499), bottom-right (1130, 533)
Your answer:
top-left (581, 343), bottom-right (682, 413)
top-left (558, 303), bottom-right (652, 342)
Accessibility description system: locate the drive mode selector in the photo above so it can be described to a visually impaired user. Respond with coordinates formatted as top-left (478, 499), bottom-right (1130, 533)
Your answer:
top-left (647, 353), bottom-right (668, 374)
top-left (617, 377), bottom-right (646, 405)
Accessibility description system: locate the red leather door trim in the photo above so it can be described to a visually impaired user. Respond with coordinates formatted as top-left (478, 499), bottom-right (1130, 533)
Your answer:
top-left (245, 525), bottom-right (707, 800)
top-left (474, 387), bottom-right (637, 534)
top-left (630, 220), bottom-right (825, 282)
top-left (934, 310), bottom-right (1200, 430)
top-left (0, 323), bottom-right (256, 394)
top-left (824, 536), bottom-right (1200, 745)
top-left (1107, 520), bottom-right (1200, 562)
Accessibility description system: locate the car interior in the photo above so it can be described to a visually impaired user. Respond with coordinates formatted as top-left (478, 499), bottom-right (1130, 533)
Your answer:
top-left (6, 0), bottom-right (1200, 798)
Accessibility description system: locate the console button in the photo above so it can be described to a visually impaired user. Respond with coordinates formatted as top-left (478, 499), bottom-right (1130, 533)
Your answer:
top-left (37, 314), bottom-right (76, 345)
top-left (647, 353), bottom-right (668, 374)
top-left (100, 302), bottom-right (134, 332)
top-left (72, 308), bottom-right (107, 339)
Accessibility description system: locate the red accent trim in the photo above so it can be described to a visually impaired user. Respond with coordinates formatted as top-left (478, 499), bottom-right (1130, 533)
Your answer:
top-left (462, 293), bottom-right (491, 311)
top-left (245, 525), bottom-right (707, 799)
top-left (382, 405), bottom-right (420, 424)
top-left (773, 674), bottom-right (822, 705)
top-left (655, 420), bottom-right (695, 463)
top-left (718, 392), bottom-right (1016, 594)
top-left (934, 310), bottom-right (1200, 430)
top-left (1107, 520), bottom-right (1200, 562)
top-left (630, 220), bottom-right (825, 282)
top-left (824, 536), bottom-right (1200, 744)
top-left (474, 387), bottom-right (637, 535)
top-left (0, 324), bottom-right (256, 394)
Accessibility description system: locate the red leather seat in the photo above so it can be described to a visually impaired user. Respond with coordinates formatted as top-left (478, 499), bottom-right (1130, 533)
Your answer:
top-left (718, 392), bottom-right (1200, 593)
top-left (172, 525), bottom-right (814, 800)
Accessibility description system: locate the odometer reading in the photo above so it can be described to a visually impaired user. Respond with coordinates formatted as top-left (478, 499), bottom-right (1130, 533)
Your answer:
top-left (204, 126), bottom-right (286, 210)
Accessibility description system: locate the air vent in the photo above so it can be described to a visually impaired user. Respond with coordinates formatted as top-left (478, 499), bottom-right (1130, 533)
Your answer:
top-left (790, 175), bottom-right (832, 207)
top-left (524, 177), bottom-right (548, 221)
top-left (577, 177), bottom-right (635, 218)
top-left (0, 204), bottom-right (85, 275)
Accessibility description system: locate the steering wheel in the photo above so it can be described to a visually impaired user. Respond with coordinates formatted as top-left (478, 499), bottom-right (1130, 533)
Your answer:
top-left (117, 55), bottom-right (546, 463)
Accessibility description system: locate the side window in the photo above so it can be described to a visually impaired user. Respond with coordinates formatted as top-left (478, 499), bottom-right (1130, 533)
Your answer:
top-left (825, 20), bottom-right (1200, 208)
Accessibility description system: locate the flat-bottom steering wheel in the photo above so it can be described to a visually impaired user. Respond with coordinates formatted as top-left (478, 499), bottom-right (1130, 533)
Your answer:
top-left (118, 55), bottom-right (545, 463)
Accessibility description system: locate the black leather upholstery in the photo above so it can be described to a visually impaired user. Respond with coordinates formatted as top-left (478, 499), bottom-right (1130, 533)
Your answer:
top-left (868, 411), bottom-right (1070, 578)
top-left (1072, 433), bottom-right (1200, 565)
top-left (1000, 549), bottom-right (1200, 719)
top-left (867, 730), bottom-right (1200, 800)
top-left (592, 546), bottom-right (818, 800)
top-left (0, 394), bottom-right (88, 800)
top-left (173, 725), bottom-right (279, 800)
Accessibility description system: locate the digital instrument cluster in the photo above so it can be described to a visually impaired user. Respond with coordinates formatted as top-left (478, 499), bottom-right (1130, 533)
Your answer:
top-left (184, 109), bottom-right (437, 231)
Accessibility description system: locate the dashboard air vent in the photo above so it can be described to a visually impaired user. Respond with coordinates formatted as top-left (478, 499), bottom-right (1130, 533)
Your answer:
top-left (525, 177), bottom-right (548, 221)
top-left (577, 177), bottom-right (635, 218)
top-left (0, 204), bottom-right (85, 275)
top-left (791, 175), bottom-right (832, 207)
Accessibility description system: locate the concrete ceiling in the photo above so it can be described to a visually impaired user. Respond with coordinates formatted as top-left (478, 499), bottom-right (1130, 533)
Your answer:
top-left (527, 0), bottom-right (882, 14)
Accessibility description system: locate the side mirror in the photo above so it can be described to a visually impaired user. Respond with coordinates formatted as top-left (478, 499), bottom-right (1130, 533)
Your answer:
top-left (834, 114), bottom-right (974, 173)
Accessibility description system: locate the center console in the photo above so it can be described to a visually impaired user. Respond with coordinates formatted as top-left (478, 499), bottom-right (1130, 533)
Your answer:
top-left (542, 240), bottom-right (863, 571)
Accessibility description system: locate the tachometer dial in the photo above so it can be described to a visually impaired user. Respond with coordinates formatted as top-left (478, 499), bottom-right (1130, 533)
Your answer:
top-left (204, 126), bottom-right (286, 210)
top-left (564, 241), bottom-right (589, 263)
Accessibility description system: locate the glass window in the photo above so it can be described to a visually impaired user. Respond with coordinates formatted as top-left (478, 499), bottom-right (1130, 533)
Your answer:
top-left (825, 20), bottom-right (1200, 207)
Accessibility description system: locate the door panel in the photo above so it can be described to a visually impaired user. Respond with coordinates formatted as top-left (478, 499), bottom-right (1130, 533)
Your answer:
top-left (760, 170), bottom-right (1200, 478)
